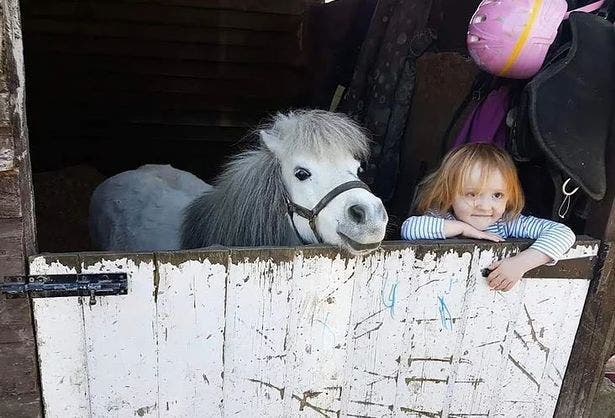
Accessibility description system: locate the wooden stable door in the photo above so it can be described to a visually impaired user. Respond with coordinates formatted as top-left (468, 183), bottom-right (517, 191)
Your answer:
top-left (29, 240), bottom-right (598, 417)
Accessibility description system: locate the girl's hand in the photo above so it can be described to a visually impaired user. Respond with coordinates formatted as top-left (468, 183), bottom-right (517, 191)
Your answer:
top-left (487, 258), bottom-right (525, 291)
top-left (443, 220), bottom-right (504, 242)
top-left (487, 249), bottom-right (552, 292)
top-left (460, 223), bottom-right (504, 242)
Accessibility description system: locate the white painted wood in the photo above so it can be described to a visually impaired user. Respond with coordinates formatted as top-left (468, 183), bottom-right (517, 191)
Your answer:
top-left (31, 256), bottom-right (91, 418)
top-left (282, 250), bottom-right (358, 416)
top-left (395, 249), bottom-right (476, 417)
top-left (340, 248), bottom-right (409, 417)
top-left (31, 242), bottom-right (597, 418)
top-left (448, 247), bottom-right (527, 416)
top-left (222, 251), bottom-right (294, 416)
top-left (79, 256), bottom-right (158, 418)
top-left (156, 256), bottom-right (227, 417)
top-left (492, 278), bottom-right (591, 417)
top-left (534, 279), bottom-right (590, 417)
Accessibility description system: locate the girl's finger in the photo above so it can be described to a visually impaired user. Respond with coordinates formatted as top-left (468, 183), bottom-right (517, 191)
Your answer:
top-left (485, 233), bottom-right (503, 242)
top-left (498, 279), bottom-right (511, 291)
top-left (503, 282), bottom-right (515, 292)
top-left (487, 267), bottom-right (501, 280)
top-left (488, 260), bottom-right (502, 270)
top-left (488, 275), bottom-right (503, 289)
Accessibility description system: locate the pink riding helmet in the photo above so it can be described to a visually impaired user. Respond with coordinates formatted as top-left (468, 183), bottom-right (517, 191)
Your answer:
top-left (467, 0), bottom-right (605, 79)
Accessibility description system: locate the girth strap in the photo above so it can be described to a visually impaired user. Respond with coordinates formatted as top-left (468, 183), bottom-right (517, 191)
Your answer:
top-left (285, 180), bottom-right (371, 243)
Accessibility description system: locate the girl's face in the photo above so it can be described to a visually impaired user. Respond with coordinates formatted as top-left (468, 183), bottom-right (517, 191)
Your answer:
top-left (452, 164), bottom-right (508, 230)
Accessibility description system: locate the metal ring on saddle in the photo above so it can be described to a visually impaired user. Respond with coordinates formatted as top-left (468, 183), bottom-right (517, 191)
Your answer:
top-left (285, 180), bottom-right (371, 244)
top-left (558, 178), bottom-right (581, 219)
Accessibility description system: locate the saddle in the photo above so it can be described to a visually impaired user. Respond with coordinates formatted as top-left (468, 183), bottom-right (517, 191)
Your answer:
top-left (513, 12), bottom-right (615, 204)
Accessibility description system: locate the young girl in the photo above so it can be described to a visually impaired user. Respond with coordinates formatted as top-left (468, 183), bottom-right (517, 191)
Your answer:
top-left (401, 143), bottom-right (576, 292)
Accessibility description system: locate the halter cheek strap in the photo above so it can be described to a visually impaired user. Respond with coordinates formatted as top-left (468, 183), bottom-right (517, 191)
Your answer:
top-left (285, 180), bottom-right (371, 243)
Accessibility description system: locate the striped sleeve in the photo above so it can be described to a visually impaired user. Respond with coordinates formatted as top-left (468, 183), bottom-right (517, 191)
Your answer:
top-left (503, 215), bottom-right (576, 264)
top-left (401, 215), bottom-right (446, 240)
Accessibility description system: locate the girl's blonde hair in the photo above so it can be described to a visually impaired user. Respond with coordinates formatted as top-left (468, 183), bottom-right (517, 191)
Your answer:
top-left (415, 143), bottom-right (525, 219)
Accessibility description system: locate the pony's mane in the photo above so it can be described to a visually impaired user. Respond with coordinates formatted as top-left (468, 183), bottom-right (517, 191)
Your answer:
top-left (181, 109), bottom-right (371, 248)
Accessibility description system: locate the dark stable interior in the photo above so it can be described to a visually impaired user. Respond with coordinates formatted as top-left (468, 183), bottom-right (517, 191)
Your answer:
top-left (22, 0), bottom-right (584, 252)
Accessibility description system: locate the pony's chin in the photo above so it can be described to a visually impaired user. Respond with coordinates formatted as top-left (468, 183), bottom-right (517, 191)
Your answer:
top-left (337, 231), bottom-right (382, 256)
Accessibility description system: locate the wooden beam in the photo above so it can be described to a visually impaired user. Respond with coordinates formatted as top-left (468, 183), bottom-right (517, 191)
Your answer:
top-left (555, 241), bottom-right (615, 417)
top-left (0, 0), bottom-right (41, 415)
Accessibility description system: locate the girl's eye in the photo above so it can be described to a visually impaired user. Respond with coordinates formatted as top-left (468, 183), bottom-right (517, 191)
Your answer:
top-left (494, 192), bottom-right (505, 199)
top-left (294, 168), bottom-right (311, 181)
top-left (466, 192), bottom-right (477, 198)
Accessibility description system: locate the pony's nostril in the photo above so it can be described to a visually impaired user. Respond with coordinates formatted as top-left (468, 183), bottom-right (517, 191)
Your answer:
top-left (348, 204), bottom-right (366, 224)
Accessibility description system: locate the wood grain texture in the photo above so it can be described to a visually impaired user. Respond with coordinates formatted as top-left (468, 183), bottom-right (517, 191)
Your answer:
top-left (556, 242), bottom-right (615, 417)
top-left (31, 240), bottom-right (598, 417)
top-left (0, 0), bottom-right (39, 415)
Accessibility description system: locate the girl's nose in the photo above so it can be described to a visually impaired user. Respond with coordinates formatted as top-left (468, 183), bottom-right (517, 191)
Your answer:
top-left (475, 196), bottom-right (490, 209)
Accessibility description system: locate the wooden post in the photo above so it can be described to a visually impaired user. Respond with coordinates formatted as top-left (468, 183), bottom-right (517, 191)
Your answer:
top-left (555, 242), bottom-right (615, 416)
top-left (558, 116), bottom-right (615, 415)
top-left (0, 0), bottom-right (41, 416)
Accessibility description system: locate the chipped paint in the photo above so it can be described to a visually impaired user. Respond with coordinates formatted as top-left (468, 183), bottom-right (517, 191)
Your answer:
top-left (31, 241), bottom-right (596, 417)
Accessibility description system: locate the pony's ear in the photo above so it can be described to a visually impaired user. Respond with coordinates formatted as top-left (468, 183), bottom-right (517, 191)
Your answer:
top-left (260, 130), bottom-right (283, 156)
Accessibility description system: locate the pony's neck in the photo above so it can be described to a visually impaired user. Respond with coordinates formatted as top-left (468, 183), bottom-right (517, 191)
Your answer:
top-left (181, 149), bottom-right (300, 249)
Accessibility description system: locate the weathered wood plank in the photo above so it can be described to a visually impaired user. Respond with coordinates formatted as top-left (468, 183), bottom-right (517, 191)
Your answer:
top-left (339, 248), bottom-right (406, 417)
top-left (98, 0), bottom-right (307, 15)
top-left (0, 169), bottom-right (21, 218)
top-left (535, 279), bottom-right (589, 416)
top-left (0, 297), bottom-right (39, 398)
top-left (79, 253), bottom-right (158, 417)
top-left (223, 248), bottom-right (294, 415)
top-left (0, 218), bottom-right (24, 276)
top-left (395, 248), bottom-right (474, 416)
top-left (0, 394), bottom-right (42, 418)
top-left (0, 126), bottom-right (15, 172)
top-left (26, 3), bottom-right (303, 32)
top-left (26, 18), bottom-right (299, 47)
top-left (26, 53), bottom-right (304, 86)
top-left (0, 0), bottom-right (39, 415)
top-left (282, 248), bottom-right (358, 415)
top-left (26, 34), bottom-right (303, 65)
top-left (29, 240), bottom-right (599, 416)
top-left (3, 0), bottom-right (36, 253)
top-left (30, 254), bottom-right (89, 418)
top-left (448, 247), bottom-right (526, 416)
top-left (492, 279), bottom-right (589, 416)
top-left (155, 251), bottom-right (228, 416)
top-left (556, 242), bottom-right (615, 416)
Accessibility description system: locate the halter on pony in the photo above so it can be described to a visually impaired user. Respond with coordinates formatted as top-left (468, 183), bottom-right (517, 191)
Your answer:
top-left (284, 180), bottom-right (372, 246)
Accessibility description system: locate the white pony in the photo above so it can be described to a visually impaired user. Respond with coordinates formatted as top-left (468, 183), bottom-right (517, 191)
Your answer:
top-left (89, 110), bottom-right (388, 255)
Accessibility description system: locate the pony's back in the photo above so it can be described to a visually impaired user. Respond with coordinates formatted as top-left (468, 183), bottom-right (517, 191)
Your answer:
top-left (89, 164), bottom-right (211, 251)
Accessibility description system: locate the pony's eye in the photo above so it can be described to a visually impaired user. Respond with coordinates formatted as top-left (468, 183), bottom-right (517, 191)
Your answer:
top-left (294, 168), bottom-right (311, 181)
top-left (358, 165), bottom-right (365, 175)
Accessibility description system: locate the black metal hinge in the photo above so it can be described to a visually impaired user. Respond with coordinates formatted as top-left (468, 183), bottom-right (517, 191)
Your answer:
top-left (0, 273), bottom-right (128, 305)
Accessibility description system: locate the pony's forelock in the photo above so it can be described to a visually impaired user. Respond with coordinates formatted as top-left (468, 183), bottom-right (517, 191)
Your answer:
top-left (259, 109), bottom-right (371, 161)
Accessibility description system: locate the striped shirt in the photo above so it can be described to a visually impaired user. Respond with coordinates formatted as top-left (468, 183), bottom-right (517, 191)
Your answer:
top-left (400, 212), bottom-right (576, 264)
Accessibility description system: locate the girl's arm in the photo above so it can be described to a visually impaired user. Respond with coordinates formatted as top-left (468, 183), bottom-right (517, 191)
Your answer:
top-left (503, 215), bottom-right (576, 264)
top-left (401, 216), bottom-right (503, 242)
top-left (487, 215), bottom-right (576, 291)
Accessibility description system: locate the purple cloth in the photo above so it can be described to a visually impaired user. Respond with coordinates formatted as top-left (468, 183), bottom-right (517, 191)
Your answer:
top-left (452, 86), bottom-right (510, 149)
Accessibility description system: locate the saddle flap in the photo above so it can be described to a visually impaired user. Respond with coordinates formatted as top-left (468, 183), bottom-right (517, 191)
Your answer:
top-left (525, 12), bottom-right (615, 201)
